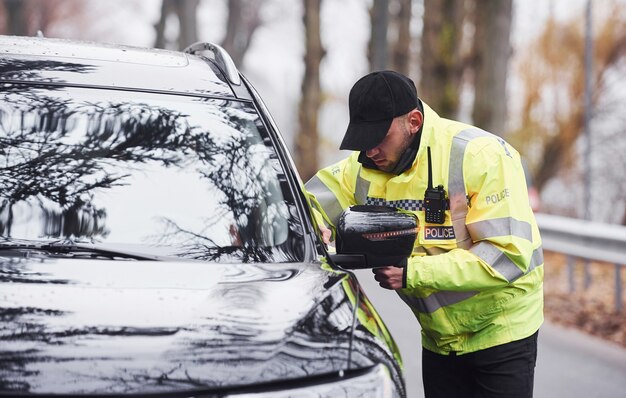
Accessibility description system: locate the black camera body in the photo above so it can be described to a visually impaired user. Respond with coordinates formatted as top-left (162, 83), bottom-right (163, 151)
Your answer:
top-left (332, 205), bottom-right (418, 269)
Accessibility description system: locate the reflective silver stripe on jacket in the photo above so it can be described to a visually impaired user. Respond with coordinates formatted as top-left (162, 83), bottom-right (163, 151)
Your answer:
top-left (355, 170), bottom-right (370, 205)
top-left (398, 290), bottom-right (479, 314)
top-left (399, 244), bottom-right (543, 314)
top-left (448, 128), bottom-right (491, 249)
top-left (467, 217), bottom-right (533, 242)
top-left (470, 242), bottom-right (544, 282)
top-left (305, 175), bottom-right (344, 226)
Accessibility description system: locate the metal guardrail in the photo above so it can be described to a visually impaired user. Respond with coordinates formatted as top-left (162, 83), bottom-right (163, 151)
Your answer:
top-left (536, 213), bottom-right (626, 312)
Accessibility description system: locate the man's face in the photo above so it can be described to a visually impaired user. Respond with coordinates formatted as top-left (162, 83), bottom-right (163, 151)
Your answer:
top-left (365, 110), bottom-right (421, 173)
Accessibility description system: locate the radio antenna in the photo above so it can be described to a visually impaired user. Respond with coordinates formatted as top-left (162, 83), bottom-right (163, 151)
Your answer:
top-left (427, 146), bottom-right (434, 190)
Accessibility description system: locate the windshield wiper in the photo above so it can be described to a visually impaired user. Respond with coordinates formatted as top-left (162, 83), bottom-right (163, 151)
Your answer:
top-left (0, 242), bottom-right (161, 261)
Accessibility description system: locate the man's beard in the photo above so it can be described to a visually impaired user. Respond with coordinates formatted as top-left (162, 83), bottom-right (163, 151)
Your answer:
top-left (382, 125), bottom-right (414, 173)
top-left (358, 122), bottom-right (420, 175)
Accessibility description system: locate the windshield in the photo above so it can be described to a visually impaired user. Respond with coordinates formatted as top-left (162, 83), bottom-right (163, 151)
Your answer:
top-left (0, 84), bottom-right (305, 263)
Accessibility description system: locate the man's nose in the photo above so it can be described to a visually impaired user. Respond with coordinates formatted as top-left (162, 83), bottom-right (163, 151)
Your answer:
top-left (366, 146), bottom-right (380, 158)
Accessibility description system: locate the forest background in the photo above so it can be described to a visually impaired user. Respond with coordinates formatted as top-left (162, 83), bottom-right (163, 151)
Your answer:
top-left (1, 0), bottom-right (626, 346)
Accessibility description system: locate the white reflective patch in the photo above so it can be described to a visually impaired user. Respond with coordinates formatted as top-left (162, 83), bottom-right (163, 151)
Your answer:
top-left (448, 129), bottom-right (492, 249)
top-left (467, 217), bottom-right (532, 241)
top-left (355, 172), bottom-right (370, 205)
top-left (305, 175), bottom-right (343, 226)
top-left (470, 241), bottom-right (544, 282)
top-left (399, 290), bottom-right (479, 313)
top-left (424, 226), bottom-right (456, 240)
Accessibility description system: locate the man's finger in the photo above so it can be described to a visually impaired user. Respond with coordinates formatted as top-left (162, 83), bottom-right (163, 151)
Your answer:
top-left (378, 281), bottom-right (393, 290)
top-left (372, 266), bottom-right (404, 290)
top-left (318, 224), bottom-right (331, 244)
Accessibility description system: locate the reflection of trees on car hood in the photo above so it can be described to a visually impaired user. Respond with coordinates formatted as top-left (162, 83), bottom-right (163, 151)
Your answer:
top-left (0, 58), bottom-right (95, 84)
top-left (0, 257), bottom-right (367, 394)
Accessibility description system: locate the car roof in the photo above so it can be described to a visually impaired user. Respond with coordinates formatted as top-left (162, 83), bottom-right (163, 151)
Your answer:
top-left (0, 35), bottom-right (242, 100)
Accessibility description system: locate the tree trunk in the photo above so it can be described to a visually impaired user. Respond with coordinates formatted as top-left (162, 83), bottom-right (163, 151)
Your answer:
top-left (296, 0), bottom-right (325, 181)
top-left (222, 0), bottom-right (244, 63)
top-left (369, 0), bottom-right (389, 71)
top-left (30, 0), bottom-right (60, 35)
top-left (153, 0), bottom-right (198, 50)
top-left (175, 0), bottom-right (199, 50)
top-left (154, 0), bottom-right (171, 49)
top-left (1, 0), bottom-right (90, 38)
top-left (390, 0), bottom-right (412, 76)
top-left (4, 0), bottom-right (28, 36)
top-left (471, 0), bottom-right (512, 136)
top-left (221, 0), bottom-right (262, 66)
top-left (420, 0), bottom-right (466, 118)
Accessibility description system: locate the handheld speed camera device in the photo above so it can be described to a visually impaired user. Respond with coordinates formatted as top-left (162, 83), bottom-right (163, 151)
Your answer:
top-left (332, 205), bottom-right (418, 269)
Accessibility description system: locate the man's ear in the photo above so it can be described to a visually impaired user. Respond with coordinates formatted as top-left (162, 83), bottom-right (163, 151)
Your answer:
top-left (408, 109), bottom-right (423, 134)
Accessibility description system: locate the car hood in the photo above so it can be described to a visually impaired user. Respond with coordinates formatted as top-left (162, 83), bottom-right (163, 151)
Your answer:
top-left (0, 256), bottom-right (359, 395)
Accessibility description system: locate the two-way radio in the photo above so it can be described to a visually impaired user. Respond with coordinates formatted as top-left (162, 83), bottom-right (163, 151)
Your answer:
top-left (423, 147), bottom-right (447, 224)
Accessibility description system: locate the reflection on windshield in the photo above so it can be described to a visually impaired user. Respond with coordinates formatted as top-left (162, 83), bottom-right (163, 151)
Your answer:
top-left (0, 78), bottom-right (304, 263)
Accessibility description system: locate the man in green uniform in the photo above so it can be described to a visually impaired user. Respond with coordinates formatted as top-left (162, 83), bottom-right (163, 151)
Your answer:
top-left (305, 70), bottom-right (543, 398)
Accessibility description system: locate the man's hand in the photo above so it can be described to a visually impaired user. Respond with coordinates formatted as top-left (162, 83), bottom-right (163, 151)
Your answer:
top-left (318, 224), bottom-right (332, 244)
top-left (372, 266), bottom-right (405, 290)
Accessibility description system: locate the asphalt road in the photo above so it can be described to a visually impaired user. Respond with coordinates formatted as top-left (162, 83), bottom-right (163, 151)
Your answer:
top-left (353, 269), bottom-right (626, 398)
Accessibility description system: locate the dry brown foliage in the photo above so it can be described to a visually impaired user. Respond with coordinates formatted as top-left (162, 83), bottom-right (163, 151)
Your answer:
top-left (543, 251), bottom-right (626, 348)
top-left (509, 2), bottom-right (626, 192)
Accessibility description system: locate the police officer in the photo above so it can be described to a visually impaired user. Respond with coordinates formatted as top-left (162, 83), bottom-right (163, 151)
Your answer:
top-left (305, 71), bottom-right (543, 398)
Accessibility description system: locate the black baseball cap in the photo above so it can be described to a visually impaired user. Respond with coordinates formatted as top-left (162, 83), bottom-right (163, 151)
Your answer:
top-left (340, 70), bottom-right (419, 151)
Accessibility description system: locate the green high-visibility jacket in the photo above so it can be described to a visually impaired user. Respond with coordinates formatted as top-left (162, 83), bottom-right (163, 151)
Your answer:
top-left (305, 102), bottom-right (543, 355)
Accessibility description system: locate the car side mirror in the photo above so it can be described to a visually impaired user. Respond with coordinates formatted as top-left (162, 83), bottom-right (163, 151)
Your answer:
top-left (328, 205), bottom-right (418, 269)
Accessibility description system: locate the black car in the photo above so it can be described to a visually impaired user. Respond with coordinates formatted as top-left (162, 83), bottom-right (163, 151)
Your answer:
top-left (0, 35), bottom-right (405, 397)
